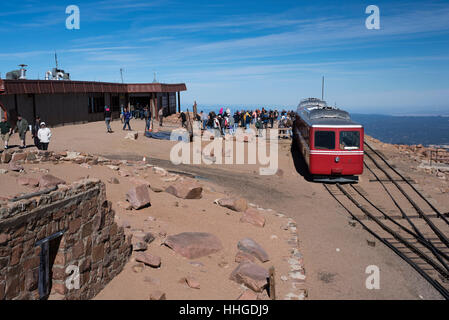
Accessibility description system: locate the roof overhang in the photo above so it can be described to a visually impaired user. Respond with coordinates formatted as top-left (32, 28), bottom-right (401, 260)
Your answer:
top-left (0, 79), bottom-right (187, 95)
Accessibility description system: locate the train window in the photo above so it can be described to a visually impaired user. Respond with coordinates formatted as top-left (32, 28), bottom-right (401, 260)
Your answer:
top-left (314, 131), bottom-right (335, 149)
top-left (340, 131), bottom-right (360, 149)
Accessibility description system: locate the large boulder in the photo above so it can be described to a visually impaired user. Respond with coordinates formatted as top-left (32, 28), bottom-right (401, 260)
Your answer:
top-left (237, 238), bottom-right (269, 262)
top-left (217, 197), bottom-right (248, 212)
top-left (11, 152), bottom-right (27, 162)
top-left (8, 161), bottom-right (23, 172)
top-left (230, 262), bottom-right (269, 292)
top-left (129, 177), bottom-right (151, 187)
top-left (39, 174), bottom-right (66, 188)
top-left (164, 232), bottom-right (223, 259)
top-left (240, 208), bottom-right (265, 228)
top-left (165, 180), bottom-right (202, 199)
top-left (126, 185), bottom-right (151, 209)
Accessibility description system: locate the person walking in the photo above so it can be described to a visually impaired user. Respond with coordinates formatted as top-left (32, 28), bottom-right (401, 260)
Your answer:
top-left (120, 105), bottom-right (125, 124)
top-left (123, 108), bottom-right (132, 130)
top-left (179, 111), bottom-right (187, 128)
top-left (144, 106), bottom-right (152, 132)
top-left (37, 122), bottom-right (52, 150)
top-left (0, 117), bottom-right (12, 150)
top-left (104, 106), bottom-right (113, 133)
top-left (158, 108), bottom-right (164, 127)
top-left (32, 116), bottom-right (41, 149)
top-left (16, 115), bottom-right (29, 149)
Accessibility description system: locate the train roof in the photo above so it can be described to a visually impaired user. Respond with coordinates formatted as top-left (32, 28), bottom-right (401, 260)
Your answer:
top-left (296, 98), bottom-right (362, 128)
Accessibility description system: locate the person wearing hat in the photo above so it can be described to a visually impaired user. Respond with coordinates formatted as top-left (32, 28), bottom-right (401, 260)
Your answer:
top-left (0, 117), bottom-right (12, 150)
top-left (32, 116), bottom-right (41, 149)
top-left (37, 122), bottom-right (52, 150)
top-left (104, 106), bottom-right (112, 133)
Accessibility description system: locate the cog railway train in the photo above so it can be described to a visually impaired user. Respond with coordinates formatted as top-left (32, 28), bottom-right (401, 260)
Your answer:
top-left (293, 98), bottom-right (364, 183)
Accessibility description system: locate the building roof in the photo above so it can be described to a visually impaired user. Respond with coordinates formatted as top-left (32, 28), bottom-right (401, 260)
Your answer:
top-left (0, 79), bottom-right (186, 95)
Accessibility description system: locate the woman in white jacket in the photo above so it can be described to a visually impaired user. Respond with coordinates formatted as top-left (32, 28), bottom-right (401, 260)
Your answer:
top-left (37, 122), bottom-right (52, 150)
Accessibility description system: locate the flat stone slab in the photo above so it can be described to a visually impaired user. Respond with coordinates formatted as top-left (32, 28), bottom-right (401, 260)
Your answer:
top-left (135, 252), bottom-right (161, 268)
top-left (230, 262), bottom-right (269, 292)
top-left (240, 208), bottom-right (265, 228)
top-left (164, 232), bottom-right (223, 259)
top-left (237, 238), bottom-right (269, 262)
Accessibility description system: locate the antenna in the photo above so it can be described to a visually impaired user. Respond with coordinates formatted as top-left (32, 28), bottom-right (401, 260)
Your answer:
top-left (120, 68), bottom-right (124, 83)
top-left (55, 52), bottom-right (59, 69)
top-left (153, 71), bottom-right (157, 83)
top-left (321, 76), bottom-right (324, 100)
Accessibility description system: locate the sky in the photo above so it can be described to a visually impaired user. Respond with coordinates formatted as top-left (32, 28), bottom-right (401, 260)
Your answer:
top-left (1, 0), bottom-right (449, 115)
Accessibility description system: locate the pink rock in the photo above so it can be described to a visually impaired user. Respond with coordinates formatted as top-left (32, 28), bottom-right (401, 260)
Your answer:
top-left (17, 177), bottom-right (39, 187)
top-left (126, 185), bottom-right (151, 209)
top-left (135, 252), bottom-right (161, 268)
top-left (165, 180), bottom-right (202, 199)
top-left (183, 276), bottom-right (200, 289)
top-left (8, 161), bottom-right (23, 172)
top-left (1, 151), bottom-right (12, 164)
top-left (237, 238), bottom-right (269, 263)
top-left (12, 152), bottom-right (27, 162)
top-left (39, 174), bottom-right (66, 188)
top-left (117, 201), bottom-right (133, 210)
top-left (230, 262), bottom-right (269, 292)
top-left (240, 208), bottom-right (265, 228)
top-left (218, 197), bottom-right (248, 212)
top-left (164, 232), bottom-right (223, 259)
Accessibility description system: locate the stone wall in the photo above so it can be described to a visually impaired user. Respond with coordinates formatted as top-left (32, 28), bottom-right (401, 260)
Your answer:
top-left (0, 178), bottom-right (132, 300)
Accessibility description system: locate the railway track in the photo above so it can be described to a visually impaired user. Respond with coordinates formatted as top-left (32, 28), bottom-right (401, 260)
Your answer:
top-left (324, 141), bottom-right (449, 299)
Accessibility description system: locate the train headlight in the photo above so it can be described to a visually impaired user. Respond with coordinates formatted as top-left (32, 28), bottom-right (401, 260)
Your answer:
top-left (335, 156), bottom-right (340, 163)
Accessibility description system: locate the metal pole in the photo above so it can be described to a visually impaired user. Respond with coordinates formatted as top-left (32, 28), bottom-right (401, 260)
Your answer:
top-left (321, 76), bottom-right (324, 100)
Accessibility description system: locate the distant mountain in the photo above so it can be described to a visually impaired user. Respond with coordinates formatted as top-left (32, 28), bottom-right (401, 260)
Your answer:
top-left (351, 114), bottom-right (449, 146)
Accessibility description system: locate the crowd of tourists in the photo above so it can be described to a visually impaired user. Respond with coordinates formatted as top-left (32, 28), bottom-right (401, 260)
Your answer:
top-left (0, 115), bottom-right (52, 151)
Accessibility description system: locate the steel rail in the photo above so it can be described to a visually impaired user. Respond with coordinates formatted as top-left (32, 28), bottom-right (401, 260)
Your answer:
top-left (364, 148), bottom-right (449, 248)
top-left (364, 141), bottom-right (449, 226)
top-left (337, 183), bottom-right (449, 281)
top-left (324, 184), bottom-right (449, 300)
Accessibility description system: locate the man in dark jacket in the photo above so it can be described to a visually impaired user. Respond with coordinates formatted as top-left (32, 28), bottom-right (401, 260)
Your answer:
top-left (104, 106), bottom-right (112, 133)
top-left (32, 116), bottom-right (41, 149)
top-left (0, 117), bottom-right (12, 150)
top-left (123, 108), bottom-right (132, 131)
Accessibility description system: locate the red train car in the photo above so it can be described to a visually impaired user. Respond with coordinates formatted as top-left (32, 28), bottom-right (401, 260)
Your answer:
top-left (293, 98), bottom-right (364, 183)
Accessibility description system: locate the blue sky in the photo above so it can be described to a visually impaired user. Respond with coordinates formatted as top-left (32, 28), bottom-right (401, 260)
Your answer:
top-left (1, 0), bottom-right (449, 115)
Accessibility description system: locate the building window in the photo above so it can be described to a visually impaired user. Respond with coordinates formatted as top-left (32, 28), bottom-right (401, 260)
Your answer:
top-left (88, 95), bottom-right (105, 114)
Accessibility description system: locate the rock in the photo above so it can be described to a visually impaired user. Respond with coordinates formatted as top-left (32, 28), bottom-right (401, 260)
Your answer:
top-left (217, 197), bottom-right (248, 212)
top-left (80, 163), bottom-right (91, 169)
top-left (135, 252), bottom-right (161, 268)
top-left (240, 208), bottom-right (265, 228)
top-left (276, 169), bottom-right (284, 177)
top-left (17, 177), bottom-right (39, 187)
top-left (149, 290), bottom-right (166, 300)
top-left (117, 201), bottom-right (132, 210)
top-left (164, 232), bottom-right (223, 259)
top-left (39, 174), bottom-right (66, 188)
top-left (165, 180), bottom-right (203, 199)
top-left (106, 165), bottom-right (120, 171)
top-left (1, 151), bottom-right (12, 164)
top-left (182, 276), bottom-right (200, 289)
top-left (11, 152), bottom-right (27, 162)
top-left (237, 290), bottom-right (258, 300)
top-left (153, 167), bottom-right (168, 176)
top-left (0, 169), bottom-right (8, 174)
top-left (129, 177), bottom-right (150, 187)
top-left (150, 186), bottom-right (164, 193)
top-left (8, 161), bottom-right (24, 172)
top-left (237, 238), bottom-right (270, 263)
top-left (133, 242), bottom-right (148, 251)
top-left (108, 177), bottom-right (120, 184)
top-left (235, 250), bottom-right (257, 263)
top-left (230, 262), bottom-right (269, 292)
top-left (125, 132), bottom-right (139, 140)
top-left (126, 185), bottom-right (151, 210)
top-left (64, 151), bottom-right (80, 160)
top-left (118, 169), bottom-right (131, 177)
top-left (133, 231), bottom-right (155, 244)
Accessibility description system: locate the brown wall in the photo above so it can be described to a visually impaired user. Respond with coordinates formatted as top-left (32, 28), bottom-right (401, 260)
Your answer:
top-left (0, 179), bottom-right (132, 300)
